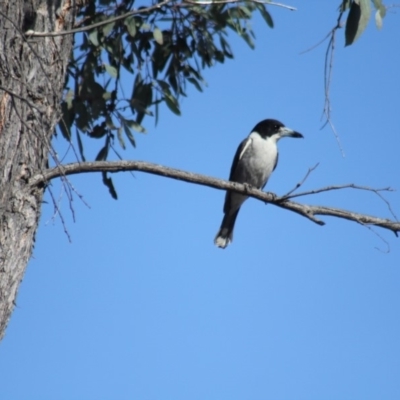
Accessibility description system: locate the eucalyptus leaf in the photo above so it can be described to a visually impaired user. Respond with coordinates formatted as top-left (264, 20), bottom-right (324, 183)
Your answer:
top-left (164, 93), bottom-right (181, 116)
top-left (153, 28), bottom-right (164, 45)
top-left (76, 130), bottom-right (86, 162)
top-left (241, 31), bottom-right (255, 49)
top-left (157, 80), bottom-right (170, 92)
top-left (131, 83), bottom-right (153, 124)
top-left (187, 77), bottom-right (203, 92)
top-left (125, 119), bottom-right (147, 133)
top-left (96, 144), bottom-right (109, 161)
top-left (102, 22), bottom-right (115, 37)
top-left (372, 0), bottom-right (383, 9)
top-left (124, 16), bottom-right (137, 37)
top-left (59, 101), bottom-right (74, 141)
top-left (117, 127), bottom-right (126, 149)
top-left (257, 4), bottom-right (274, 28)
top-left (379, 4), bottom-right (387, 18)
top-left (339, 0), bottom-right (352, 12)
top-left (102, 172), bottom-right (118, 200)
top-left (88, 30), bottom-right (99, 46)
top-left (345, 0), bottom-right (371, 46)
top-left (123, 124), bottom-right (136, 147)
top-left (220, 36), bottom-right (234, 58)
top-left (239, 6), bottom-right (252, 18)
top-left (375, 9), bottom-right (383, 29)
top-left (105, 64), bottom-right (118, 78)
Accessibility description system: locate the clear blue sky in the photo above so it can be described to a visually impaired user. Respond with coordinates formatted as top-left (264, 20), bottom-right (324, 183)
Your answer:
top-left (1, 2), bottom-right (400, 399)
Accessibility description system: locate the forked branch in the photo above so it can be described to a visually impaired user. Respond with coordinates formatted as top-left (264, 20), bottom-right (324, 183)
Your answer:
top-left (29, 160), bottom-right (400, 237)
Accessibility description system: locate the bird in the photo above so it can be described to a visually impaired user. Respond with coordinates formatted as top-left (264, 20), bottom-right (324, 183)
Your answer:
top-left (214, 119), bottom-right (303, 249)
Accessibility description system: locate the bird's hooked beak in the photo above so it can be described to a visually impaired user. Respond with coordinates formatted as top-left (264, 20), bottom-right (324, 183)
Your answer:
top-left (279, 126), bottom-right (303, 139)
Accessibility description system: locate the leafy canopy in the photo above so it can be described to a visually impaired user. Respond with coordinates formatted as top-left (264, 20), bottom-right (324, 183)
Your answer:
top-left (58, 0), bottom-right (386, 197)
top-left (60, 0), bottom-right (273, 157)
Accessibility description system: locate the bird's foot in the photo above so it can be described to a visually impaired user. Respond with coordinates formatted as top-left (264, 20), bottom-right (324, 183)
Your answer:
top-left (243, 183), bottom-right (252, 193)
top-left (264, 192), bottom-right (277, 205)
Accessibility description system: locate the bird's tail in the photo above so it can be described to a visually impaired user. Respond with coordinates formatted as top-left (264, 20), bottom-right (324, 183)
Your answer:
top-left (214, 210), bottom-right (240, 249)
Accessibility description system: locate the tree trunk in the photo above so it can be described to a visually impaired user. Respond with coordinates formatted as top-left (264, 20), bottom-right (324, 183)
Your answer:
top-left (0, 0), bottom-right (75, 340)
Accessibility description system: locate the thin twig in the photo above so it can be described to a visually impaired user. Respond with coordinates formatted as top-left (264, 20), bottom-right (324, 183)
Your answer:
top-left (374, 190), bottom-right (398, 221)
top-left (299, 30), bottom-right (332, 55)
top-left (322, 28), bottom-right (345, 155)
top-left (281, 183), bottom-right (398, 224)
top-left (283, 183), bottom-right (394, 199)
top-left (363, 225), bottom-right (391, 253)
top-left (283, 163), bottom-right (320, 197)
top-left (301, 8), bottom-right (348, 154)
top-left (46, 186), bottom-right (72, 242)
top-left (320, 12), bottom-right (346, 155)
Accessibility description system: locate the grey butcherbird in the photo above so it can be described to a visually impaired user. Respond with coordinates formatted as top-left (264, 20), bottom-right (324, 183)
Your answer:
top-left (214, 119), bottom-right (303, 249)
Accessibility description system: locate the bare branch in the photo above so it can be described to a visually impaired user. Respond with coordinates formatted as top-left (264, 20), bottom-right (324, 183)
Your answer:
top-left (300, 31), bottom-right (332, 55)
top-left (285, 183), bottom-right (393, 198)
top-left (282, 183), bottom-right (397, 220)
top-left (283, 163), bottom-right (320, 197)
top-left (25, 0), bottom-right (173, 37)
top-left (182, 0), bottom-right (297, 10)
top-left (29, 160), bottom-right (400, 237)
top-left (321, 22), bottom-right (346, 156)
top-left (25, 0), bottom-right (295, 38)
top-left (301, 9), bottom-right (347, 153)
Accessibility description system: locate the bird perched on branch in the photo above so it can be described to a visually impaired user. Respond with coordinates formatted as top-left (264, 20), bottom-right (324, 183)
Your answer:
top-left (214, 119), bottom-right (303, 249)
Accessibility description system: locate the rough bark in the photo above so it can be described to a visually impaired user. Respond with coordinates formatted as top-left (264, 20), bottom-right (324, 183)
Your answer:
top-left (0, 0), bottom-right (75, 340)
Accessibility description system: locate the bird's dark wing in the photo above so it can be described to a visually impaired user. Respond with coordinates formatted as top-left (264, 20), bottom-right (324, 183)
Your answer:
top-left (273, 152), bottom-right (279, 172)
top-left (228, 137), bottom-right (251, 181)
top-left (222, 137), bottom-right (251, 214)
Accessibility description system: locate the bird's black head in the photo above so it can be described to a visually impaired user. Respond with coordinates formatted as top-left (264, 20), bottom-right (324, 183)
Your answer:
top-left (252, 119), bottom-right (303, 140)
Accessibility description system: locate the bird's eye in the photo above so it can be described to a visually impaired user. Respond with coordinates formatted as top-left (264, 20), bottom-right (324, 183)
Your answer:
top-left (274, 124), bottom-right (280, 131)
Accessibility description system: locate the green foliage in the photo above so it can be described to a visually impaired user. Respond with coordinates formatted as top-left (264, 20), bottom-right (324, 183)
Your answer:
top-left (372, 0), bottom-right (386, 29)
top-left (58, 0), bottom-right (388, 197)
top-left (59, 0), bottom-right (275, 195)
top-left (343, 0), bottom-right (386, 46)
top-left (59, 0), bottom-right (273, 198)
top-left (60, 0), bottom-right (274, 155)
